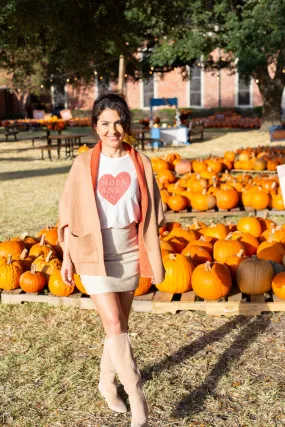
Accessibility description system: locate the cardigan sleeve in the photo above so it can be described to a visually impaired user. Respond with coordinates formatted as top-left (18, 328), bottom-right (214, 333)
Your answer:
top-left (152, 172), bottom-right (166, 227)
top-left (58, 159), bottom-right (78, 248)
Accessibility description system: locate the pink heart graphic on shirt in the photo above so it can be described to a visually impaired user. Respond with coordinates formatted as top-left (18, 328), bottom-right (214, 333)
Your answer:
top-left (98, 172), bottom-right (131, 205)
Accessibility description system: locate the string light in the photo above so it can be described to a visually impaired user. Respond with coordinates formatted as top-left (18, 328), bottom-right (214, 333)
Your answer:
top-left (151, 66), bottom-right (154, 70)
top-left (125, 41), bottom-right (129, 45)
top-left (50, 79), bottom-right (53, 83)
top-left (255, 79), bottom-right (259, 83)
top-left (40, 84), bottom-right (44, 88)
top-left (94, 70), bottom-right (97, 75)
top-left (149, 71), bottom-right (153, 75)
top-left (174, 67), bottom-right (177, 71)
top-left (100, 76), bottom-right (103, 80)
top-left (124, 73), bottom-right (128, 77)
top-left (282, 68), bottom-right (285, 74)
top-left (66, 78), bottom-right (70, 83)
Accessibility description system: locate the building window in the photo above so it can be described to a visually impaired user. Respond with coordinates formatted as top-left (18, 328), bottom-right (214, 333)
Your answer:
top-left (143, 76), bottom-right (154, 108)
top-left (237, 76), bottom-right (251, 106)
top-left (190, 65), bottom-right (202, 107)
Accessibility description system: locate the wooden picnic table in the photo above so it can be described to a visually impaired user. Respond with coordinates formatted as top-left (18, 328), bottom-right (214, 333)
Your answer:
top-left (44, 133), bottom-right (87, 160)
top-left (132, 128), bottom-right (150, 150)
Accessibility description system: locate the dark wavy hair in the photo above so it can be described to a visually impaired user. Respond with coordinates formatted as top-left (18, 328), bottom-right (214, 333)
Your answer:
top-left (91, 91), bottom-right (132, 135)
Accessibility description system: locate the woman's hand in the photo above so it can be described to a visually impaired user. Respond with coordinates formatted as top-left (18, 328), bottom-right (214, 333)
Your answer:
top-left (61, 254), bottom-right (75, 286)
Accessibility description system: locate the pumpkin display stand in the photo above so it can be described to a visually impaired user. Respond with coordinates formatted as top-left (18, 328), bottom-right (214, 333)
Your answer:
top-left (165, 207), bottom-right (285, 221)
top-left (1, 284), bottom-right (285, 317)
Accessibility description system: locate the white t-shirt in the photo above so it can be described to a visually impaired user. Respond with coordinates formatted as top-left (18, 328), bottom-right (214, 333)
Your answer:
top-left (95, 152), bottom-right (141, 229)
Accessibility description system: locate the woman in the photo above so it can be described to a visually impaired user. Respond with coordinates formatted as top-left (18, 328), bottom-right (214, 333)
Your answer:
top-left (58, 91), bottom-right (165, 427)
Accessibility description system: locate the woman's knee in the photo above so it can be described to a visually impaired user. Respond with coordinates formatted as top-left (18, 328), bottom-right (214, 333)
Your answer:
top-left (105, 314), bottom-right (127, 337)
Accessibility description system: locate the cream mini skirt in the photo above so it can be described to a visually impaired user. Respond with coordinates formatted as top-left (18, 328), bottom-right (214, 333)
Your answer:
top-left (80, 222), bottom-right (140, 295)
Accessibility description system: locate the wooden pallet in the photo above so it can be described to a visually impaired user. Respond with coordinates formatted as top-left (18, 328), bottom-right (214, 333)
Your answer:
top-left (2, 286), bottom-right (285, 317)
top-left (165, 207), bottom-right (285, 220)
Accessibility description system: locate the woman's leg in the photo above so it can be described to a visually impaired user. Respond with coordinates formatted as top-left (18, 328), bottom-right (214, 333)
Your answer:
top-left (90, 292), bottom-right (128, 413)
top-left (117, 290), bottom-right (135, 327)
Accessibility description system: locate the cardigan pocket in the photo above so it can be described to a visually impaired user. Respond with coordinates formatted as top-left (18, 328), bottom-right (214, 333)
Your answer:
top-left (69, 232), bottom-right (98, 263)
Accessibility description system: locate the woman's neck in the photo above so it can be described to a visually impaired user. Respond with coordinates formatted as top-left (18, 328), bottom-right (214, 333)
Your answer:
top-left (101, 142), bottom-right (128, 158)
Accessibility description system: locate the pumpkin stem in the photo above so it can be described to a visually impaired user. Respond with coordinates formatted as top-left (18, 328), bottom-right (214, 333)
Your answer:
top-left (237, 249), bottom-right (244, 258)
top-left (19, 232), bottom-right (29, 240)
top-left (20, 248), bottom-right (28, 260)
top-left (225, 233), bottom-right (233, 241)
top-left (199, 236), bottom-right (206, 242)
top-left (204, 261), bottom-right (212, 272)
top-left (7, 254), bottom-right (12, 265)
top-left (31, 264), bottom-right (37, 274)
top-left (45, 250), bottom-right (53, 263)
top-left (193, 217), bottom-right (199, 229)
top-left (40, 234), bottom-right (45, 246)
top-left (169, 253), bottom-right (176, 260)
top-left (202, 189), bottom-right (207, 195)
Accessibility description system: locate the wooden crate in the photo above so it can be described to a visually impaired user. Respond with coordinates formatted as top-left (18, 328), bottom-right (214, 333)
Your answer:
top-left (2, 286), bottom-right (285, 317)
top-left (165, 207), bottom-right (285, 220)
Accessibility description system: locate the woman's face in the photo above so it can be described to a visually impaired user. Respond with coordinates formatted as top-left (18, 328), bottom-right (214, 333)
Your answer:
top-left (95, 109), bottom-right (125, 149)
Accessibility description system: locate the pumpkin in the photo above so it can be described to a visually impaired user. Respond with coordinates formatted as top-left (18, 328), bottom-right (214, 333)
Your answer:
top-left (160, 189), bottom-right (170, 204)
top-left (74, 273), bottom-right (88, 294)
top-left (272, 272), bottom-right (285, 300)
top-left (192, 261), bottom-right (232, 300)
top-left (213, 233), bottom-right (244, 264)
top-left (12, 248), bottom-right (34, 272)
top-left (236, 256), bottom-right (273, 295)
top-left (231, 232), bottom-right (259, 256)
top-left (225, 249), bottom-right (247, 279)
top-left (188, 218), bottom-right (207, 231)
top-left (134, 277), bottom-right (152, 296)
top-left (163, 228), bottom-right (198, 243)
top-left (0, 254), bottom-right (23, 290)
top-left (174, 159), bottom-right (192, 175)
top-left (153, 158), bottom-right (173, 173)
top-left (181, 244), bottom-right (212, 265)
top-left (33, 250), bottom-right (62, 279)
top-left (48, 270), bottom-right (75, 296)
top-left (29, 235), bottom-right (56, 259)
top-left (165, 221), bottom-right (182, 232)
top-left (192, 159), bottom-right (207, 173)
top-left (165, 153), bottom-right (181, 163)
top-left (271, 195), bottom-right (285, 210)
top-left (156, 253), bottom-right (195, 293)
top-left (237, 217), bottom-right (262, 238)
top-left (257, 243), bottom-right (285, 264)
top-left (190, 190), bottom-right (216, 211)
top-left (187, 175), bottom-right (208, 193)
top-left (160, 240), bottom-right (176, 258)
top-left (200, 223), bottom-right (229, 240)
top-left (11, 232), bottom-right (37, 249)
top-left (165, 237), bottom-right (188, 253)
top-left (250, 188), bottom-right (270, 210)
top-left (206, 158), bottom-right (223, 173)
top-left (167, 195), bottom-right (188, 212)
top-left (215, 188), bottom-right (239, 210)
top-left (78, 144), bottom-right (90, 154)
top-left (156, 169), bottom-right (176, 185)
top-left (224, 151), bottom-right (236, 162)
top-left (254, 159), bottom-right (266, 171)
top-left (187, 236), bottom-right (213, 255)
top-left (0, 240), bottom-right (25, 258)
top-left (19, 264), bottom-right (46, 293)
top-left (36, 226), bottom-right (58, 246)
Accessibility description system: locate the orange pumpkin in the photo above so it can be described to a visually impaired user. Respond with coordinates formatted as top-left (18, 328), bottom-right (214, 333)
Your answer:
top-left (167, 195), bottom-right (188, 212)
top-left (156, 253), bottom-right (195, 293)
top-left (181, 244), bottom-right (212, 265)
top-left (134, 277), bottom-right (152, 296)
top-left (272, 272), bottom-right (285, 300)
top-left (231, 232), bottom-right (259, 256)
top-left (215, 188), bottom-right (239, 210)
top-left (0, 254), bottom-right (23, 290)
top-left (237, 217), bottom-right (262, 238)
top-left (48, 270), bottom-right (75, 296)
top-left (192, 261), bottom-right (232, 300)
top-left (213, 233), bottom-right (244, 264)
top-left (0, 240), bottom-right (25, 258)
top-left (224, 249), bottom-right (247, 279)
top-left (19, 264), bottom-right (46, 293)
top-left (29, 235), bottom-right (56, 259)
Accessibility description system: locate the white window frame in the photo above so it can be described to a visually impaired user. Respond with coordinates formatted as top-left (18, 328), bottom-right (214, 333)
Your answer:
top-left (235, 73), bottom-right (253, 108)
top-left (187, 62), bottom-right (204, 108)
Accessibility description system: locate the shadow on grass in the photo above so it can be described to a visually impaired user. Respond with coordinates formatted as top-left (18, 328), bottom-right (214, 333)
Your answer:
top-left (0, 157), bottom-right (40, 162)
top-left (170, 316), bottom-right (270, 419)
top-left (0, 165), bottom-right (71, 181)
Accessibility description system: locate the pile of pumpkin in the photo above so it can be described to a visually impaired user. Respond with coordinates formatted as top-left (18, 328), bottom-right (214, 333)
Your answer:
top-left (157, 216), bottom-right (285, 300)
top-left (0, 226), bottom-right (151, 298)
top-left (152, 153), bottom-right (284, 212)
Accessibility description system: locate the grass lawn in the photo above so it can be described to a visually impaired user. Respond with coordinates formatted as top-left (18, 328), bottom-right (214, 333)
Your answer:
top-left (0, 132), bottom-right (285, 426)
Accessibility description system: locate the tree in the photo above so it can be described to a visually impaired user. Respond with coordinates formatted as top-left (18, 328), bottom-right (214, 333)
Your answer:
top-left (127, 0), bottom-right (285, 126)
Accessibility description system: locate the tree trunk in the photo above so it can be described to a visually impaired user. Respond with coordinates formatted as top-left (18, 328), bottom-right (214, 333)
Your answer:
top-left (258, 79), bottom-right (284, 131)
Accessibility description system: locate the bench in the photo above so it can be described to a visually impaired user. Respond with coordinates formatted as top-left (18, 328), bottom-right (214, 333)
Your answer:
top-left (38, 145), bottom-right (61, 160)
top-left (4, 126), bottom-right (18, 142)
top-left (188, 120), bottom-right (204, 142)
top-left (135, 137), bottom-right (165, 151)
top-left (31, 136), bottom-right (47, 147)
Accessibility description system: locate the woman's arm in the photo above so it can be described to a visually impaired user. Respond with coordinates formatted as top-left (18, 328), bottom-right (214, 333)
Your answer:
top-left (60, 227), bottom-right (75, 286)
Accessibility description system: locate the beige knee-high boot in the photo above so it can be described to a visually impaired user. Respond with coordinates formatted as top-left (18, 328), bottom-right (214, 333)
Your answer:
top-left (98, 337), bottom-right (127, 413)
top-left (106, 332), bottom-right (148, 427)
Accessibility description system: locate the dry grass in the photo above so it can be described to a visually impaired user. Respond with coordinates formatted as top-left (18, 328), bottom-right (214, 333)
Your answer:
top-left (0, 304), bottom-right (285, 427)
top-left (1, 131), bottom-right (285, 426)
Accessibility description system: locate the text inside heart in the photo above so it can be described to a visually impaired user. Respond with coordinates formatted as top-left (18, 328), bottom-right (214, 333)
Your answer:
top-left (98, 172), bottom-right (131, 205)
